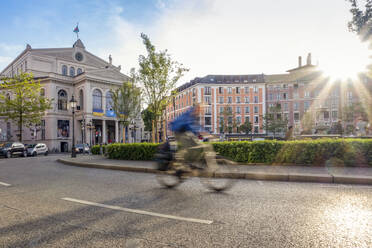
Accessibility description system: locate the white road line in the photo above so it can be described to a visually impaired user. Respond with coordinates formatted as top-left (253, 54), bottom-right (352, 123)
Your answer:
top-left (62, 197), bottom-right (213, 225)
top-left (0, 181), bottom-right (11, 187)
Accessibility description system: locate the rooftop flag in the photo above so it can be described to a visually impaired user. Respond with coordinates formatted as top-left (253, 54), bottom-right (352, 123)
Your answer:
top-left (73, 23), bottom-right (79, 39)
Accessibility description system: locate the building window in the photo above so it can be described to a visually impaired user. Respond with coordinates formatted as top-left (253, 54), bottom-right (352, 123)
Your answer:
top-left (77, 68), bottom-right (83, 75)
top-left (294, 112), bottom-right (300, 122)
top-left (276, 94), bottom-right (281, 100)
top-left (254, 126), bottom-right (259, 133)
top-left (293, 92), bottom-right (299, 99)
top-left (236, 106), bottom-right (241, 114)
top-left (62, 65), bottom-right (68, 76)
top-left (254, 86), bottom-right (258, 93)
top-left (245, 116), bottom-right (250, 124)
top-left (245, 97), bottom-right (249, 103)
top-left (324, 111), bottom-right (330, 119)
top-left (227, 106), bottom-right (232, 113)
top-left (192, 88), bottom-right (196, 97)
top-left (236, 96), bottom-right (241, 103)
top-left (332, 111), bottom-right (338, 119)
top-left (205, 106), bottom-right (212, 115)
top-left (219, 87), bottom-right (223, 94)
top-left (204, 86), bottom-right (211, 95)
top-left (204, 96), bottom-right (211, 104)
top-left (237, 116), bottom-right (241, 124)
top-left (294, 102), bottom-right (299, 111)
top-left (228, 87), bottom-right (232, 94)
top-left (228, 97), bottom-right (232, 104)
top-left (245, 106), bottom-right (250, 114)
top-left (219, 97), bottom-right (224, 104)
top-left (254, 116), bottom-right (259, 124)
top-left (41, 120), bottom-right (45, 140)
top-left (347, 91), bottom-right (353, 99)
top-left (244, 87), bottom-right (249, 94)
top-left (205, 116), bottom-right (212, 125)
top-left (268, 93), bottom-right (273, 101)
top-left (57, 90), bottom-right (68, 110)
top-left (283, 93), bottom-right (287, 100)
top-left (40, 88), bottom-right (45, 96)
top-left (69, 67), bottom-right (75, 77)
top-left (228, 116), bottom-right (233, 124)
top-left (254, 96), bottom-right (259, 103)
top-left (57, 120), bottom-right (70, 138)
top-left (236, 87), bottom-right (240, 94)
top-left (304, 101), bottom-right (310, 111)
top-left (305, 91), bottom-right (310, 98)
top-left (254, 106), bottom-right (258, 113)
top-left (93, 89), bottom-right (103, 110)
top-left (106, 91), bottom-right (113, 112)
top-left (220, 106), bottom-right (224, 113)
top-left (283, 84), bottom-right (288, 89)
top-left (284, 102), bottom-right (288, 111)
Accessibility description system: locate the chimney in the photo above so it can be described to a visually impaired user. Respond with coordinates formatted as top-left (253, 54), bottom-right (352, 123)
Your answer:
top-left (109, 55), bottom-right (112, 65)
top-left (307, 53), bottom-right (312, 65)
top-left (298, 56), bottom-right (302, 67)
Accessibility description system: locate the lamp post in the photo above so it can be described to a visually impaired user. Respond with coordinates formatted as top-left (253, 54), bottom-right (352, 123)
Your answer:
top-left (130, 120), bottom-right (137, 143)
top-left (69, 95), bottom-right (77, 158)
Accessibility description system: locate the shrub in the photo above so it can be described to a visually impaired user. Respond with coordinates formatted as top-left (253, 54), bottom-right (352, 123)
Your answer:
top-left (105, 143), bottom-right (159, 160)
top-left (212, 139), bottom-right (372, 166)
top-left (91, 145), bottom-right (106, 155)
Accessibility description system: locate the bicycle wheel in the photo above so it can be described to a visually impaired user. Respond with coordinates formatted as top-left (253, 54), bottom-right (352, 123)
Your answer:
top-left (200, 155), bottom-right (236, 192)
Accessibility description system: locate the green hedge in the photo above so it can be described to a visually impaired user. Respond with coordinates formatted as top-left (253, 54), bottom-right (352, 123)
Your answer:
top-left (105, 143), bottom-right (159, 160)
top-left (212, 139), bottom-right (372, 166)
top-left (91, 145), bottom-right (105, 155)
top-left (92, 139), bottom-right (372, 166)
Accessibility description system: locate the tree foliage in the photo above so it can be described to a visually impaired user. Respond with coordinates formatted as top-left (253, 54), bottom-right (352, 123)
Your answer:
top-left (239, 121), bottom-right (253, 135)
top-left (136, 33), bottom-right (189, 142)
top-left (141, 107), bottom-right (156, 132)
top-left (263, 104), bottom-right (288, 138)
top-left (347, 0), bottom-right (372, 39)
top-left (0, 73), bottom-right (52, 141)
top-left (111, 81), bottom-right (141, 128)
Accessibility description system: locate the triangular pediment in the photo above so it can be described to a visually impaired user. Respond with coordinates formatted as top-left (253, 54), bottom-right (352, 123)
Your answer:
top-left (85, 68), bottom-right (131, 82)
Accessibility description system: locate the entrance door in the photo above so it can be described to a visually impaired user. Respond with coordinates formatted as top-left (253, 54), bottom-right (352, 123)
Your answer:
top-left (60, 142), bottom-right (68, 152)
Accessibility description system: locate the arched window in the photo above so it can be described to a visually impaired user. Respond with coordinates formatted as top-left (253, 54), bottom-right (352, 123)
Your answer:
top-left (62, 65), bottom-right (67, 76)
top-left (92, 89), bottom-right (102, 110)
top-left (106, 91), bottom-right (113, 111)
top-left (69, 67), bottom-right (75, 77)
top-left (79, 89), bottom-right (84, 110)
top-left (58, 90), bottom-right (68, 110)
top-left (77, 68), bottom-right (82, 75)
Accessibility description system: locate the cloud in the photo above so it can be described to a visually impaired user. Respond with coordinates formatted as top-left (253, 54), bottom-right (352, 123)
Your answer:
top-left (100, 0), bottom-right (371, 84)
top-left (0, 43), bottom-right (23, 52)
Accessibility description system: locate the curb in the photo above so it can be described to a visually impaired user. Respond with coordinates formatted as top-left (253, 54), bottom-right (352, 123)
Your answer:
top-left (56, 159), bottom-right (372, 186)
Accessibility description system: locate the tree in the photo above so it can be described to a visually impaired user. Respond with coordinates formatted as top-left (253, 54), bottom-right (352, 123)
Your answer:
top-left (141, 107), bottom-right (155, 133)
top-left (347, 0), bottom-right (372, 40)
top-left (301, 111), bottom-right (315, 134)
top-left (111, 81), bottom-right (141, 143)
top-left (136, 33), bottom-right (188, 142)
top-left (239, 121), bottom-right (253, 140)
top-left (263, 104), bottom-right (288, 139)
top-left (0, 73), bottom-right (52, 142)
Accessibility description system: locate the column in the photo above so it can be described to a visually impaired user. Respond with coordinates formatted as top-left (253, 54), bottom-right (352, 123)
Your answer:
top-left (115, 120), bottom-right (119, 143)
top-left (102, 119), bottom-right (107, 144)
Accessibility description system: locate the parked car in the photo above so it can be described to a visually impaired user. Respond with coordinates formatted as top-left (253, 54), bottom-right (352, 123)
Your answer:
top-left (75, 144), bottom-right (90, 154)
top-left (27, 143), bottom-right (48, 156)
top-left (0, 142), bottom-right (27, 158)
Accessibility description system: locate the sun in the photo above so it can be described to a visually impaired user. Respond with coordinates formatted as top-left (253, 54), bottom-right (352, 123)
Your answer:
top-left (318, 36), bottom-right (371, 81)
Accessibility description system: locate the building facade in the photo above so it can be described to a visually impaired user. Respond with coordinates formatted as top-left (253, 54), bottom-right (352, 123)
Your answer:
top-left (0, 39), bottom-right (144, 151)
top-left (165, 74), bottom-right (266, 136)
top-left (166, 53), bottom-right (371, 137)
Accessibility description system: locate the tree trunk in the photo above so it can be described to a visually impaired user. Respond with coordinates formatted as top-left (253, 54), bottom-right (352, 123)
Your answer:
top-left (19, 112), bottom-right (22, 142)
top-left (123, 126), bottom-right (126, 143)
top-left (152, 120), bottom-right (155, 143)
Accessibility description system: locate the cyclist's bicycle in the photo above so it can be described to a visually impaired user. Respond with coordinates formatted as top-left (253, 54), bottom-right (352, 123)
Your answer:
top-left (155, 135), bottom-right (236, 192)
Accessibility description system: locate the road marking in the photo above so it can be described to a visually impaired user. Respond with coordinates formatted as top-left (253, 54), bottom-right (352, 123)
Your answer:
top-left (62, 197), bottom-right (213, 225)
top-left (0, 181), bottom-right (11, 187)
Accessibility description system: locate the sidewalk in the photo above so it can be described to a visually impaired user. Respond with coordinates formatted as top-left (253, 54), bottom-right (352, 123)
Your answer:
top-left (57, 155), bottom-right (372, 185)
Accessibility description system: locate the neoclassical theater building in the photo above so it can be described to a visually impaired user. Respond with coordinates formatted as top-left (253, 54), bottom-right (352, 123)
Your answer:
top-left (0, 39), bottom-right (144, 152)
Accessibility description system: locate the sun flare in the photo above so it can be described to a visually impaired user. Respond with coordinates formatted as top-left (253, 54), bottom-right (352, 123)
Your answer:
top-left (319, 36), bottom-right (370, 81)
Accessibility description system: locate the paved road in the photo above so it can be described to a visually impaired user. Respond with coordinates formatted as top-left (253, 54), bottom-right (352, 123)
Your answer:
top-left (0, 155), bottom-right (371, 247)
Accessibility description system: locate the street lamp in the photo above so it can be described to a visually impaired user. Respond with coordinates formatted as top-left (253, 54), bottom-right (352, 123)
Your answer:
top-left (69, 95), bottom-right (77, 158)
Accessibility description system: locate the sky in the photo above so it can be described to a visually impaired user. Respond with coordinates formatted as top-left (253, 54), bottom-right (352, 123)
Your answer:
top-left (0, 0), bottom-right (370, 84)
